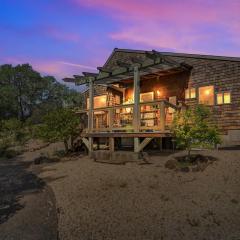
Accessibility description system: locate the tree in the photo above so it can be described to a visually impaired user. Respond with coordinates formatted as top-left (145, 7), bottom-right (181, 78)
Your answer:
top-left (37, 108), bottom-right (80, 153)
top-left (171, 105), bottom-right (221, 158)
top-left (0, 64), bottom-right (83, 122)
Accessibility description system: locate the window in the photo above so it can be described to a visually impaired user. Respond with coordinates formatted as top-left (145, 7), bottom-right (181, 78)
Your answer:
top-left (87, 95), bottom-right (107, 109)
top-left (217, 92), bottom-right (231, 105)
top-left (198, 86), bottom-right (214, 105)
top-left (185, 88), bottom-right (196, 99)
top-left (140, 92), bottom-right (154, 102)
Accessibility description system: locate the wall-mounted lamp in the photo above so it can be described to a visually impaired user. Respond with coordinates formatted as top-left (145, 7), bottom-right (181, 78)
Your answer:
top-left (156, 90), bottom-right (162, 98)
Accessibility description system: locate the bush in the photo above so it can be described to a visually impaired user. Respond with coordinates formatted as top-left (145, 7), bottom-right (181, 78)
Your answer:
top-left (37, 108), bottom-right (81, 153)
top-left (171, 105), bottom-right (221, 158)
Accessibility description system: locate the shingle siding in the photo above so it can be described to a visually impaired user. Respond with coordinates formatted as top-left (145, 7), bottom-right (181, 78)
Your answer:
top-left (104, 50), bottom-right (240, 135)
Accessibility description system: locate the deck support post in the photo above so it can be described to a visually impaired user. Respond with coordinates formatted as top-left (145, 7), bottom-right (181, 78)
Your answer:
top-left (134, 137), bottom-right (140, 153)
top-left (159, 137), bottom-right (163, 151)
top-left (133, 66), bottom-right (140, 132)
top-left (88, 77), bottom-right (94, 157)
top-left (109, 137), bottom-right (115, 152)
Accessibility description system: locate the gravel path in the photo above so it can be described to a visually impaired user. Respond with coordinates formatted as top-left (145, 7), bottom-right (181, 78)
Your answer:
top-left (0, 142), bottom-right (61, 240)
top-left (40, 150), bottom-right (240, 240)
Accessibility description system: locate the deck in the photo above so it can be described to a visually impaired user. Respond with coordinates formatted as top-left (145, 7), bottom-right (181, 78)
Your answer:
top-left (81, 131), bottom-right (172, 138)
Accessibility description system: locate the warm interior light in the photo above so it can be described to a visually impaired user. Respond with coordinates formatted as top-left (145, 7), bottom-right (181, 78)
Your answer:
top-left (156, 90), bottom-right (161, 96)
top-left (100, 96), bottom-right (106, 103)
top-left (126, 107), bottom-right (131, 113)
top-left (205, 89), bottom-right (210, 95)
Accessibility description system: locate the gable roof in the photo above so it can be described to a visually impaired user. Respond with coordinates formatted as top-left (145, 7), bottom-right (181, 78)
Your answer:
top-left (104, 48), bottom-right (240, 68)
top-left (64, 48), bottom-right (240, 86)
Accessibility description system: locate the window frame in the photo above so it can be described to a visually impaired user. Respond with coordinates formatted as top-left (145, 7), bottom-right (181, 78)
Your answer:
top-left (198, 85), bottom-right (215, 106)
top-left (140, 92), bottom-right (154, 102)
top-left (216, 91), bottom-right (231, 105)
top-left (185, 88), bottom-right (196, 99)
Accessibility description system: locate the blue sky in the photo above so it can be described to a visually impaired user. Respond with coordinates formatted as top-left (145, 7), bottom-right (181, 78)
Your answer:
top-left (0, 0), bottom-right (239, 84)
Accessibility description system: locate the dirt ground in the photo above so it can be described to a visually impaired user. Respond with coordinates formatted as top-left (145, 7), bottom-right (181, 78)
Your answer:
top-left (1, 142), bottom-right (240, 240)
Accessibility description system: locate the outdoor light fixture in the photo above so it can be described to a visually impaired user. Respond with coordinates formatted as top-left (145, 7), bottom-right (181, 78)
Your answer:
top-left (156, 89), bottom-right (162, 99)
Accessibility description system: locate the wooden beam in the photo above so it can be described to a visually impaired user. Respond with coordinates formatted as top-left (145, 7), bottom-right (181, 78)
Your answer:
top-left (135, 138), bottom-right (153, 153)
top-left (97, 67), bottom-right (112, 74)
top-left (133, 66), bottom-right (140, 132)
top-left (88, 78), bottom-right (94, 132)
top-left (82, 72), bottom-right (98, 77)
top-left (82, 137), bottom-right (90, 149)
top-left (82, 131), bottom-right (171, 138)
top-left (75, 76), bottom-right (90, 85)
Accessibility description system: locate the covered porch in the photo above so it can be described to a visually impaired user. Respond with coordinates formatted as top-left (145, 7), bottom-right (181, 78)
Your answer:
top-left (75, 51), bottom-right (192, 154)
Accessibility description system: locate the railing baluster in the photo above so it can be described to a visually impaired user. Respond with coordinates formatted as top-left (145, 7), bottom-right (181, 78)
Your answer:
top-left (160, 101), bottom-right (165, 131)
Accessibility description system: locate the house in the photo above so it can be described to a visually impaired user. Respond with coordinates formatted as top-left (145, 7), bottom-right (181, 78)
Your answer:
top-left (64, 48), bottom-right (240, 154)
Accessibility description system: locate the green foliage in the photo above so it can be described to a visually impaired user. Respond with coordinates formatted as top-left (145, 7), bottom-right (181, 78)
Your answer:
top-left (171, 105), bottom-right (221, 157)
top-left (0, 64), bottom-right (82, 122)
top-left (37, 108), bottom-right (80, 152)
top-left (0, 118), bottom-right (27, 158)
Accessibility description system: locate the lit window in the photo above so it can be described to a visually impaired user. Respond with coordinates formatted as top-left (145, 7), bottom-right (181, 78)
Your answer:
top-left (87, 95), bottom-right (107, 109)
top-left (224, 92), bottom-right (231, 104)
top-left (217, 93), bottom-right (223, 105)
top-left (199, 86), bottom-right (214, 105)
top-left (217, 92), bottom-right (231, 105)
top-left (140, 92), bottom-right (154, 102)
top-left (185, 88), bottom-right (196, 99)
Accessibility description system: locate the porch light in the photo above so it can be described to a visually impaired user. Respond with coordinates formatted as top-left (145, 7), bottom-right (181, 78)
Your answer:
top-left (156, 90), bottom-right (162, 97)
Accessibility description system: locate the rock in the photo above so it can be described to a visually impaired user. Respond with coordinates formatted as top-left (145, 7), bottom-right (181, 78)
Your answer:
top-left (165, 159), bottom-right (177, 169)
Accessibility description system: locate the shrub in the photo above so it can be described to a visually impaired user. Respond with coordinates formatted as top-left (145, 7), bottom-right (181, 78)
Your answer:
top-left (171, 105), bottom-right (221, 158)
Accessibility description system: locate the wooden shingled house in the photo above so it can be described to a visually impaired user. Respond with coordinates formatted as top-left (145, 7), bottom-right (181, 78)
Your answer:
top-left (64, 48), bottom-right (240, 155)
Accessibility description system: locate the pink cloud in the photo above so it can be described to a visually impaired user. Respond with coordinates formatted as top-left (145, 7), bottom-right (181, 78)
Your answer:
top-left (0, 56), bottom-right (96, 79)
top-left (110, 25), bottom-right (202, 52)
top-left (73, 0), bottom-right (239, 24)
top-left (72, 0), bottom-right (240, 55)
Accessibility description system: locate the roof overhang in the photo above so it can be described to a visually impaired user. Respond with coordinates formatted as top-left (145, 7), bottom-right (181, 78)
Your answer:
top-left (65, 50), bottom-right (192, 86)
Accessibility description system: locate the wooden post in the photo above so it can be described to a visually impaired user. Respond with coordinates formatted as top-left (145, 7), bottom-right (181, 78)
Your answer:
top-left (109, 137), bottom-right (114, 152)
top-left (88, 78), bottom-right (94, 157)
top-left (160, 101), bottom-right (165, 131)
top-left (134, 137), bottom-right (140, 153)
top-left (159, 137), bottom-right (163, 151)
top-left (133, 66), bottom-right (140, 132)
top-left (133, 66), bottom-right (140, 153)
top-left (109, 108), bottom-right (114, 131)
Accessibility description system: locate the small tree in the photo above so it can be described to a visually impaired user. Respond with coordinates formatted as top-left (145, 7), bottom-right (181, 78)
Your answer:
top-left (171, 105), bottom-right (221, 158)
top-left (37, 108), bottom-right (80, 153)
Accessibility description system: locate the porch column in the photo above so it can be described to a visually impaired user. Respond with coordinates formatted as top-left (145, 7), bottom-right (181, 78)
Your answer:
top-left (133, 66), bottom-right (140, 131)
top-left (133, 66), bottom-right (140, 153)
top-left (88, 77), bottom-right (94, 156)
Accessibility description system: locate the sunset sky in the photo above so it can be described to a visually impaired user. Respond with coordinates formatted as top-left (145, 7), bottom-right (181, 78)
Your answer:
top-left (0, 0), bottom-right (240, 82)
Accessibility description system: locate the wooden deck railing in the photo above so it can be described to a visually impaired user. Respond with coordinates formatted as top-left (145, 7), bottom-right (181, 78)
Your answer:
top-left (75, 99), bottom-right (180, 133)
